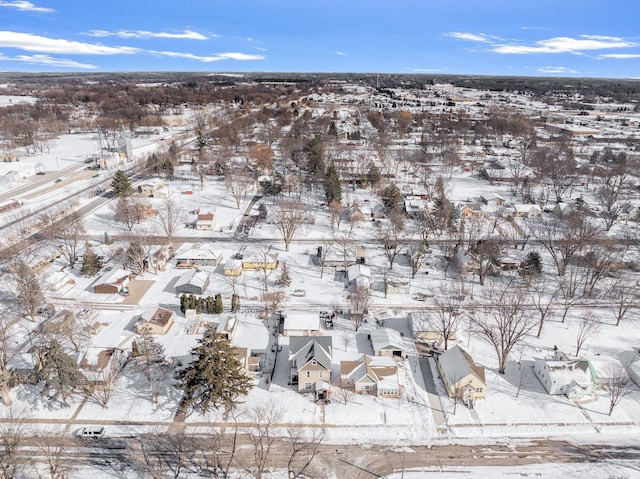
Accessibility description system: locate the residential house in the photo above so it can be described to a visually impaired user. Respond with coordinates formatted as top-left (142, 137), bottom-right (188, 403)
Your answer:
top-left (79, 347), bottom-right (128, 386)
top-left (234, 347), bottom-right (261, 376)
top-left (532, 351), bottom-right (598, 399)
top-left (44, 271), bottom-right (70, 292)
top-left (283, 313), bottom-right (322, 337)
top-left (242, 251), bottom-right (279, 270)
top-left (621, 349), bottom-right (640, 387)
top-left (136, 307), bottom-right (175, 335)
top-left (408, 311), bottom-right (458, 347)
top-left (437, 345), bottom-right (487, 406)
top-left (195, 212), bottom-right (215, 231)
top-left (138, 178), bottom-right (165, 197)
top-left (340, 355), bottom-right (400, 398)
top-left (174, 269), bottom-right (211, 295)
top-left (216, 315), bottom-right (238, 341)
top-left (553, 202), bottom-right (574, 217)
top-left (370, 328), bottom-right (404, 358)
top-left (494, 254), bottom-right (522, 270)
top-left (513, 204), bottom-right (543, 219)
top-left (480, 167), bottom-right (514, 183)
top-left (174, 244), bottom-right (223, 267)
top-left (404, 197), bottom-right (426, 218)
top-left (223, 259), bottom-right (243, 276)
top-left (347, 263), bottom-right (371, 290)
top-left (458, 203), bottom-right (482, 219)
top-left (288, 336), bottom-right (332, 393)
top-left (480, 193), bottom-right (506, 208)
top-left (92, 268), bottom-right (130, 294)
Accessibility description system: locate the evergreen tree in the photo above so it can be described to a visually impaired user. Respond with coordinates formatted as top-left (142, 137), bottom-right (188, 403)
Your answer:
top-left (327, 121), bottom-right (338, 137)
top-left (80, 243), bottom-right (102, 277)
top-left (523, 251), bottom-right (543, 277)
top-left (325, 163), bottom-right (342, 204)
top-left (197, 297), bottom-right (205, 314)
top-left (103, 231), bottom-right (111, 245)
top-left (111, 169), bottom-right (132, 197)
top-left (379, 184), bottom-right (403, 214)
top-left (180, 294), bottom-right (187, 313)
top-left (175, 326), bottom-right (251, 415)
top-left (214, 294), bottom-right (223, 314)
top-left (305, 135), bottom-right (324, 175)
top-left (366, 163), bottom-right (382, 192)
top-left (231, 293), bottom-right (240, 313)
top-left (277, 263), bottom-right (292, 288)
top-left (36, 340), bottom-right (83, 407)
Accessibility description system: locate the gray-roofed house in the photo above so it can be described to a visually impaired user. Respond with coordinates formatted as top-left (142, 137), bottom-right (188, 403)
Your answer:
top-left (288, 336), bottom-right (332, 393)
top-left (174, 269), bottom-right (211, 295)
top-left (370, 328), bottom-right (404, 358)
top-left (436, 345), bottom-right (487, 405)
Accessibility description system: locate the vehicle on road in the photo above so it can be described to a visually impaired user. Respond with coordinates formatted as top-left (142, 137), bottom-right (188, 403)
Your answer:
top-left (78, 426), bottom-right (106, 438)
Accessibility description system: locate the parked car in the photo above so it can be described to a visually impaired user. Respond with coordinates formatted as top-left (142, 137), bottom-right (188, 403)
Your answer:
top-left (119, 286), bottom-right (130, 296)
top-left (78, 426), bottom-right (106, 439)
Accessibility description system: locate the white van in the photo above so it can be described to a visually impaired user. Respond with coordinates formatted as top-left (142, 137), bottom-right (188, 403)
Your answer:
top-left (78, 426), bottom-right (106, 438)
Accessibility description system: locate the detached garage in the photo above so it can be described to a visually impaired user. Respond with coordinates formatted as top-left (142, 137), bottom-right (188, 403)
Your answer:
top-left (93, 269), bottom-right (130, 294)
top-left (175, 269), bottom-right (211, 295)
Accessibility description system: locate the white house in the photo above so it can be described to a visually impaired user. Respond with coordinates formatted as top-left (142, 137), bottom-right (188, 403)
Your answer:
top-left (44, 271), bottom-right (70, 291)
top-left (532, 351), bottom-right (598, 399)
top-left (174, 243), bottom-right (223, 267)
top-left (370, 328), bottom-right (404, 358)
top-left (283, 312), bottom-right (322, 337)
top-left (347, 264), bottom-right (371, 289)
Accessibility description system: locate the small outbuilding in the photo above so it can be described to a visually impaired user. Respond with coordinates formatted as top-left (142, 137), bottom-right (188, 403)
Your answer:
top-left (136, 307), bottom-right (175, 335)
top-left (370, 328), bottom-right (404, 358)
top-left (92, 268), bottom-right (130, 295)
top-left (174, 269), bottom-right (211, 295)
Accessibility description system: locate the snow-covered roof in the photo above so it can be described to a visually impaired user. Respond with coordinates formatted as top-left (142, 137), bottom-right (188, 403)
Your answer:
top-left (347, 264), bottom-right (371, 282)
top-left (544, 359), bottom-right (595, 387)
top-left (289, 336), bottom-right (332, 371)
top-left (438, 345), bottom-right (485, 384)
top-left (370, 328), bottom-right (404, 352)
top-left (174, 244), bottom-right (222, 262)
top-left (94, 268), bottom-right (129, 287)
top-left (284, 313), bottom-right (320, 332)
top-left (175, 269), bottom-right (210, 289)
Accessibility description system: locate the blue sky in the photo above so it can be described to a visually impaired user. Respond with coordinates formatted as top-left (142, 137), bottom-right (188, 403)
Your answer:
top-left (0, 0), bottom-right (639, 77)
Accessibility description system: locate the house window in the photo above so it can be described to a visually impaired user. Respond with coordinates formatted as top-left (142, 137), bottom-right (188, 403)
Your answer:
top-left (362, 384), bottom-right (370, 390)
top-left (306, 371), bottom-right (311, 378)
top-left (319, 371), bottom-right (323, 379)
top-left (475, 388), bottom-right (483, 393)
top-left (304, 383), bottom-right (312, 390)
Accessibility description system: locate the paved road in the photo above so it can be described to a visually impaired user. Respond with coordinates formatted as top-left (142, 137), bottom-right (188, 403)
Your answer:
top-left (12, 435), bottom-right (640, 478)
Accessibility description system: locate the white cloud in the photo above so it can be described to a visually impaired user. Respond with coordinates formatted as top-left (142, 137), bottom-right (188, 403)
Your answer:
top-left (253, 47), bottom-right (268, 52)
top-left (0, 1), bottom-right (53, 12)
top-left (598, 53), bottom-right (640, 59)
top-left (0, 31), bottom-right (140, 54)
top-left (537, 66), bottom-right (578, 74)
top-left (493, 35), bottom-right (636, 54)
top-left (335, 51), bottom-right (348, 56)
top-left (407, 67), bottom-right (446, 72)
top-left (0, 53), bottom-right (96, 68)
top-left (150, 50), bottom-right (266, 62)
top-left (446, 32), bottom-right (491, 43)
top-left (83, 29), bottom-right (209, 40)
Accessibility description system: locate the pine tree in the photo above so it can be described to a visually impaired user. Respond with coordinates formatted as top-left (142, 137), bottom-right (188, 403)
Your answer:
top-left (103, 231), bottom-right (111, 245)
top-left (325, 162), bottom-right (342, 204)
top-left (180, 294), bottom-right (187, 313)
top-left (367, 163), bottom-right (381, 192)
top-left (214, 294), bottom-right (223, 314)
top-left (80, 243), bottom-right (102, 277)
top-left (380, 184), bottom-right (403, 214)
top-left (111, 169), bottom-right (132, 197)
top-left (175, 326), bottom-right (251, 416)
top-left (36, 340), bottom-right (83, 407)
top-left (277, 263), bottom-right (292, 288)
top-left (231, 294), bottom-right (240, 313)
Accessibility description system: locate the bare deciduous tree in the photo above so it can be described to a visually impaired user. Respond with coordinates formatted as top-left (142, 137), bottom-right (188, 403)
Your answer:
top-left (432, 287), bottom-right (463, 351)
top-left (608, 279), bottom-right (640, 326)
top-left (272, 200), bottom-right (307, 252)
top-left (32, 428), bottom-right (78, 479)
top-left (377, 213), bottom-right (405, 270)
top-left (286, 427), bottom-right (325, 479)
top-left (529, 212), bottom-right (600, 276)
top-left (225, 169), bottom-right (254, 209)
top-left (575, 313), bottom-right (599, 357)
top-left (246, 402), bottom-right (283, 479)
top-left (349, 285), bottom-right (369, 332)
top-left (0, 315), bottom-right (18, 406)
top-left (603, 365), bottom-right (633, 416)
top-left (470, 283), bottom-right (537, 374)
top-left (152, 197), bottom-right (185, 241)
top-left (0, 408), bottom-right (28, 479)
